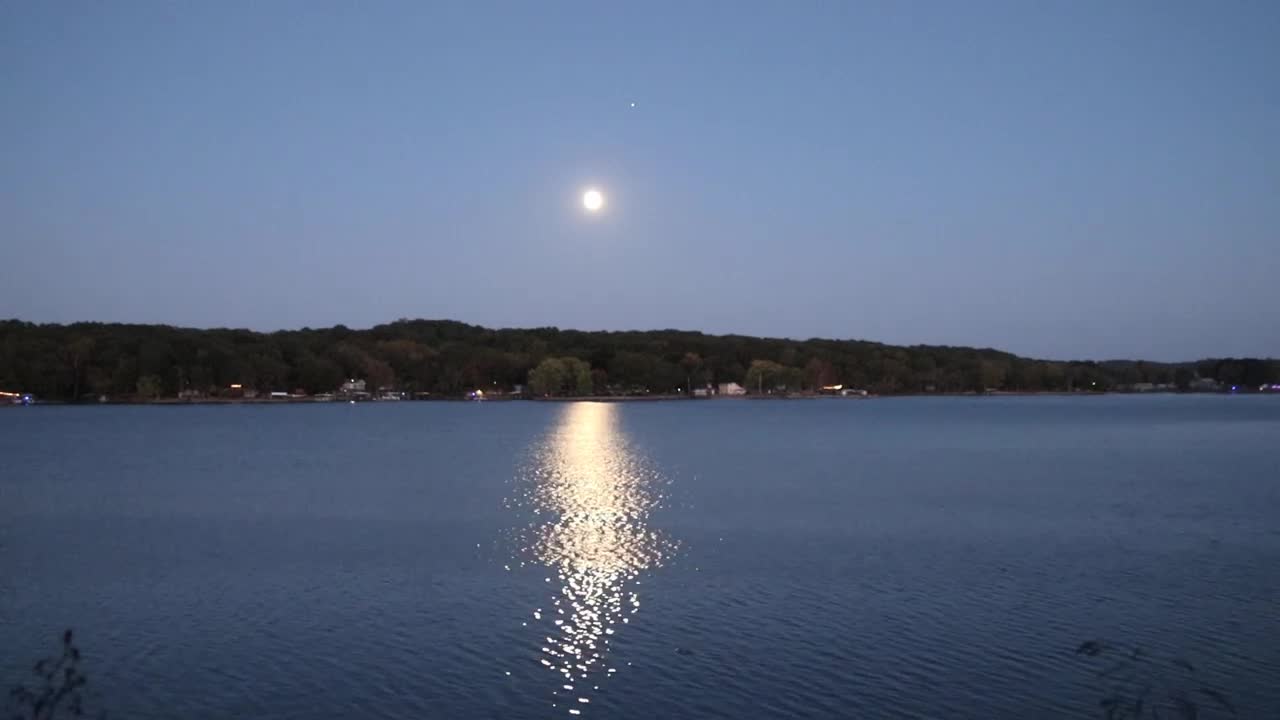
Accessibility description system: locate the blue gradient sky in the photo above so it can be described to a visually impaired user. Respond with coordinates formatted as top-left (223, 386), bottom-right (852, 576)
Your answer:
top-left (2, 1), bottom-right (1277, 360)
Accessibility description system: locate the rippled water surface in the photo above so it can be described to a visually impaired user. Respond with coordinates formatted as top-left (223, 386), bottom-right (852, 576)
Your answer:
top-left (3, 396), bottom-right (1279, 718)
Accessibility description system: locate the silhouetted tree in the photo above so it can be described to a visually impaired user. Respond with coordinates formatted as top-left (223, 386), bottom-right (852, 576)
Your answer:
top-left (7, 629), bottom-right (101, 720)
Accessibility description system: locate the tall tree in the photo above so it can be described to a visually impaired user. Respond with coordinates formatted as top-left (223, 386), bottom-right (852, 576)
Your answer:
top-left (62, 336), bottom-right (95, 402)
top-left (680, 352), bottom-right (703, 394)
top-left (528, 358), bottom-right (567, 397)
top-left (136, 375), bottom-right (164, 399)
top-left (744, 359), bottom-right (785, 394)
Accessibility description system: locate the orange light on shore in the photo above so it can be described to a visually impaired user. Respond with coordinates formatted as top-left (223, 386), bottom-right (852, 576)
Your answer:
top-left (229, 384), bottom-right (242, 389)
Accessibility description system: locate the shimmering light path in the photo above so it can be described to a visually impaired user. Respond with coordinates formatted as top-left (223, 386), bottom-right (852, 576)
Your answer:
top-left (509, 402), bottom-right (675, 714)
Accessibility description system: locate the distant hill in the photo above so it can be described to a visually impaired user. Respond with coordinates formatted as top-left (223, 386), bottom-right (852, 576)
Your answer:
top-left (1, 318), bottom-right (1276, 400)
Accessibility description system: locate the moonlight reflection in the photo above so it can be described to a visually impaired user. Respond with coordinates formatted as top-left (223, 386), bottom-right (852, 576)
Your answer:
top-left (510, 402), bottom-right (674, 714)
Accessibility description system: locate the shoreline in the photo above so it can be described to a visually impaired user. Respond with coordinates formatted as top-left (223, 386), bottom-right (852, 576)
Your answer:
top-left (8, 390), bottom-right (1267, 407)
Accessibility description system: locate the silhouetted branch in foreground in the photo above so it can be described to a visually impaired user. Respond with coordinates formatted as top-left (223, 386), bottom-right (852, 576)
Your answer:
top-left (7, 630), bottom-right (102, 720)
top-left (1076, 640), bottom-right (1237, 719)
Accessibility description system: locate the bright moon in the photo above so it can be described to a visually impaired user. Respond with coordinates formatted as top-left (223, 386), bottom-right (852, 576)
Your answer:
top-left (582, 189), bottom-right (604, 212)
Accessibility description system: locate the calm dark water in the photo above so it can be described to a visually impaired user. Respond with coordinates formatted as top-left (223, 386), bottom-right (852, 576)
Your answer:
top-left (3, 396), bottom-right (1279, 718)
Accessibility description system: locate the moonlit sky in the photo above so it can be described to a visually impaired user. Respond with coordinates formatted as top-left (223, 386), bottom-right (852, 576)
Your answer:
top-left (2, 2), bottom-right (1277, 360)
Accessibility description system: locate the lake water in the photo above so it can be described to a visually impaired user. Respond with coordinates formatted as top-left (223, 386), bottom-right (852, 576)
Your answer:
top-left (2, 396), bottom-right (1278, 718)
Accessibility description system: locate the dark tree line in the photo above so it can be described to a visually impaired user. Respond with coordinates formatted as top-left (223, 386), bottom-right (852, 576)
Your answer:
top-left (1, 318), bottom-right (1276, 401)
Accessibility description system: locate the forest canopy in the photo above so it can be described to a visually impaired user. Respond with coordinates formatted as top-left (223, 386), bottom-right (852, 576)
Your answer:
top-left (1, 318), bottom-right (1276, 401)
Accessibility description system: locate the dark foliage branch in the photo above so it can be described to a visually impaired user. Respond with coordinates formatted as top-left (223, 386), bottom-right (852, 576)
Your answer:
top-left (7, 630), bottom-right (101, 720)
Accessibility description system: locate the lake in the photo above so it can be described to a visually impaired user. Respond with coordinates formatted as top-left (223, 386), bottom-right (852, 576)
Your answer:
top-left (2, 396), bottom-right (1278, 718)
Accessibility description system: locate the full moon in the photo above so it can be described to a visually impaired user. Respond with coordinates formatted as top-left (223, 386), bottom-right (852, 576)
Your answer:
top-left (582, 189), bottom-right (604, 212)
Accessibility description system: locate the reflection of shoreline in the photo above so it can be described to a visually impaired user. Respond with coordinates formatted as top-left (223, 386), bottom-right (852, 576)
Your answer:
top-left (512, 402), bottom-right (674, 715)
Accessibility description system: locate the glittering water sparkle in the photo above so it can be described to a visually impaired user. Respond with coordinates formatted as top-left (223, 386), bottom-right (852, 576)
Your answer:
top-left (509, 402), bottom-right (675, 713)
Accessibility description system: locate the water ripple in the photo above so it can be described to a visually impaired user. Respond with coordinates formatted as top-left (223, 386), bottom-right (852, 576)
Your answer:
top-left (507, 402), bottom-right (676, 714)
